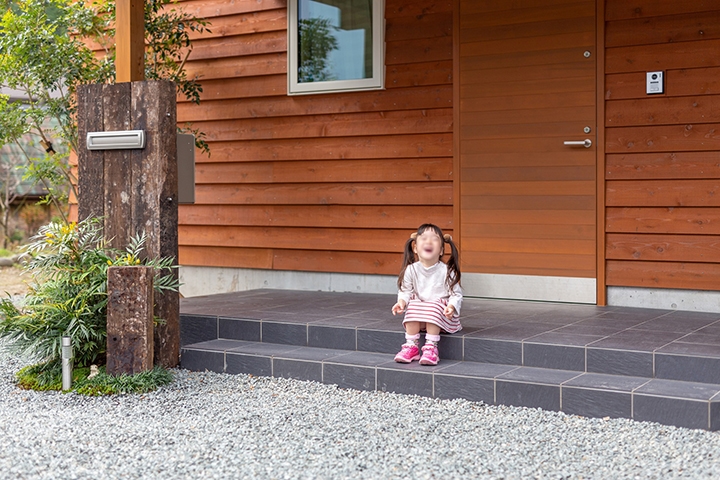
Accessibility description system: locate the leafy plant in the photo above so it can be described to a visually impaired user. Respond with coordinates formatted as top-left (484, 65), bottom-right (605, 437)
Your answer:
top-left (0, 217), bottom-right (179, 380)
top-left (16, 363), bottom-right (173, 395)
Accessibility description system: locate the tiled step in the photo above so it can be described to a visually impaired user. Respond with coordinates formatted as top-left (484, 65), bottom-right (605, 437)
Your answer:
top-left (180, 338), bottom-right (720, 431)
top-left (180, 313), bottom-right (720, 385)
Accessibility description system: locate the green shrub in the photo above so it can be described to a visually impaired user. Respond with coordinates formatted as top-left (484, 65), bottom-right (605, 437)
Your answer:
top-left (16, 362), bottom-right (174, 395)
top-left (0, 217), bottom-right (178, 378)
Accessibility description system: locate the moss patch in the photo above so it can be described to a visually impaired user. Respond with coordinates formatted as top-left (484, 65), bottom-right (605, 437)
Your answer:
top-left (16, 363), bottom-right (174, 396)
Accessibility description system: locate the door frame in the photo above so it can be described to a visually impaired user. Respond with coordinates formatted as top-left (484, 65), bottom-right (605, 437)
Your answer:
top-left (452, 0), bottom-right (606, 304)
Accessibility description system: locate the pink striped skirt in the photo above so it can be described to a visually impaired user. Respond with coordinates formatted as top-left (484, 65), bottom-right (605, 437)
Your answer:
top-left (402, 298), bottom-right (462, 334)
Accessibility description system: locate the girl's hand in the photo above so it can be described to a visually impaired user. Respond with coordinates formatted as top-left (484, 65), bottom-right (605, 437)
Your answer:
top-left (443, 304), bottom-right (456, 319)
top-left (392, 300), bottom-right (407, 315)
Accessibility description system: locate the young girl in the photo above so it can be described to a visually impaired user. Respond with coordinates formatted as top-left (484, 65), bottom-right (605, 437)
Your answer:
top-left (391, 223), bottom-right (462, 366)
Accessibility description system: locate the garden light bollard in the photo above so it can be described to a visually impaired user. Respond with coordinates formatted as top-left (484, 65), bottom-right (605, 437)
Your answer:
top-left (61, 336), bottom-right (73, 390)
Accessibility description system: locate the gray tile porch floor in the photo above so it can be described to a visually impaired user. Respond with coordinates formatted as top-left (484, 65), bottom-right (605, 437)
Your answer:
top-left (180, 289), bottom-right (720, 430)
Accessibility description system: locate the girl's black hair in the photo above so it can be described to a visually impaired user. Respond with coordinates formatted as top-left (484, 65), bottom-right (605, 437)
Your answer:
top-left (397, 223), bottom-right (461, 290)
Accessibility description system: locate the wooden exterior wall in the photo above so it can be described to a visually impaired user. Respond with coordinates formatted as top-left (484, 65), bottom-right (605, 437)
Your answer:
top-left (604, 1), bottom-right (720, 291)
top-left (176, 0), bottom-right (454, 276)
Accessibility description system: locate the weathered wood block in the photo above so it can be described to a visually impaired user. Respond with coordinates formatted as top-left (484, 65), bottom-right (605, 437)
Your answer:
top-left (78, 80), bottom-right (179, 367)
top-left (106, 266), bottom-right (154, 375)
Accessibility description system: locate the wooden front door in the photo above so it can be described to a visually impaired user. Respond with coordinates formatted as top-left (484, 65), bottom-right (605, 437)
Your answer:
top-left (458, 0), bottom-right (598, 302)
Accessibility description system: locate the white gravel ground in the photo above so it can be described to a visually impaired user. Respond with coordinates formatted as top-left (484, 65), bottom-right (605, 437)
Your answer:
top-left (1, 344), bottom-right (719, 479)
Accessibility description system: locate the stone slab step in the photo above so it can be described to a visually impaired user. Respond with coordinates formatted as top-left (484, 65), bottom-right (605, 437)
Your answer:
top-left (180, 338), bottom-right (720, 431)
top-left (181, 313), bottom-right (720, 385)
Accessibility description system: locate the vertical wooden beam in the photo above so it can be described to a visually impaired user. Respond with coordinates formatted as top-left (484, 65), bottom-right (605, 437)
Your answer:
top-left (131, 81), bottom-right (179, 368)
top-left (116, 0), bottom-right (145, 83)
top-left (596, 0), bottom-right (607, 305)
top-left (106, 266), bottom-right (154, 375)
top-left (103, 83), bottom-right (133, 247)
top-left (452, 0), bottom-right (461, 258)
top-left (77, 84), bottom-right (106, 221)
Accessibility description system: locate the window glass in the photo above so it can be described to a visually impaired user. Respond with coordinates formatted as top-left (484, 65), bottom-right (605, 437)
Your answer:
top-left (289, 0), bottom-right (384, 94)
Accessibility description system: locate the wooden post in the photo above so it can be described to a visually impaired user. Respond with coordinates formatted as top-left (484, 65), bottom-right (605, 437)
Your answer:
top-left (77, 81), bottom-right (179, 368)
top-left (115, 0), bottom-right (145, 83)
top-left (107, 266), bottom-right (154, 375)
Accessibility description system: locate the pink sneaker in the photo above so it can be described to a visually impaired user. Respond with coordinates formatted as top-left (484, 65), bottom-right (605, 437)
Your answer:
top-left (394, 343), bottom-right (421, 363)
top-left (419, 343), bottom-right (439, 366)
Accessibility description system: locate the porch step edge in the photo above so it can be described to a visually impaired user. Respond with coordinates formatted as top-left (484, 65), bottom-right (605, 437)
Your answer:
top-left (180, 339), bottom-right (720, 431)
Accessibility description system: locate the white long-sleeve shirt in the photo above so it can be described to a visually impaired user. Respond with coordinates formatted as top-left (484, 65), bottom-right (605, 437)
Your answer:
top-left (397, 261), bottom-right (463, 315)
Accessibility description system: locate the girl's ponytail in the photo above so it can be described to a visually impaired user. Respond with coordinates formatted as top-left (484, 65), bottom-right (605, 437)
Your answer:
top-left (444, 234), bottom-right (461, 290)
top-left (397, 234), bottom-right (417, 289)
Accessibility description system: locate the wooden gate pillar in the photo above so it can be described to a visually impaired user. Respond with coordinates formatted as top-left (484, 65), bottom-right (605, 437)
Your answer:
top-left (76, 80), bottom-right (179, 368)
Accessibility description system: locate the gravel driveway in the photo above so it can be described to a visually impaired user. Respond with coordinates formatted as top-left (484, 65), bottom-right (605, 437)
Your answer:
top-left (1, 344), bottom-right (719, 479)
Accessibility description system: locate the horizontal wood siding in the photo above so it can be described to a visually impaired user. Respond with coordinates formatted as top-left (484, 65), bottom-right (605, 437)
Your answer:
top-left (605, 0), bottom-right (720, 291)
top-left (177, 0), bottom-right (454, 274)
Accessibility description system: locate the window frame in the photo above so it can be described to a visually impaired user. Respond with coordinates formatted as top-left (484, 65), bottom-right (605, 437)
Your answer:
top-left (287, 0), bottom-right (385, 95)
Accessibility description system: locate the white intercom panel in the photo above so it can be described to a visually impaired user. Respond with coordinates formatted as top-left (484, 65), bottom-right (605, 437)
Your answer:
top-left (646, 71), bottom-right (664, 94)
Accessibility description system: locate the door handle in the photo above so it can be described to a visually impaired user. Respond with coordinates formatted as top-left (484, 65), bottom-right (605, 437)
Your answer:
top-left (563, 139), bottom-right (592, 148)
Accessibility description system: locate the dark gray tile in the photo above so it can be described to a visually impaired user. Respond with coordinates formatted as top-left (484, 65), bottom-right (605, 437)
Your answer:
top-left (564, 373), bottom-right (650, 392)
top-left (596, 308), bottom-right (671, 322)
top-left (497, 367), bottom-right (581, 385)
top-left (587, 330), bottom-right (683, 352)
top-left (633, 316), bottom-right (720, 334)
top-left (658, 311), bottom-right (720, 323)
top-left (218, 317), bottom-right (261, 342)
top-left (325, 351), bottom-right (395, 367)
top-left (656, 342), bottom-right (720, 358)
top-left (437, 362), bottom-right (519, 379)
top-left (552, 324), bottom-right (625, 336)
top-left (712, 401), bottom-right (720, 431)
top-left (357, 329), bottom-right (405, 354)
top-left (323, 364), bottom-right (376, 391)
top-left (674, 333), bottom-right (720, 346)
top-left (562, 387), bottom-right (632, 419)
top-left (523, 343), bottom-right (585, 371)
top-left (696, 323), bottom-right (720, 336)
top-left (228, 343), bottom-right (303, 357)
top-left (436, 334), bottom-right (463, 360)
top-left (524, 332), bottom-right (604, 346)
top-left (275, 347), bottom-right (348, 362)
top-left (525, 310), bottom-right (600, 324)
top-left (180, 348), bottom-right (224, 373)
top-left (637, 378), bottom-right (720, 401)
top-left (496, 381), bottom-right (560, 411)
top-left (464, 338), bottom-right (522, 365)
top-left (308, 325), bottom-right (356, 350)
top-left (654, 353), bottom-right (720, 385)
top-left (573, 317), bottom-right (652, 330)
top-left (273, 358), bottom-right (322, 382)
top-left (434, 374), bottom-right (494, 403)
top-left (311, 316), bottom-right (384, 328)
top-left (467, 322), bottom-right (559, 341)
top-left (225, 352), bottom-right (272, 377)
top-left (377, 368), bottom-right (433, 397)
top-left (262, 321), bottom-right (307, 346)
top-left (377, 359), bottom-right (459, 373)
top-left (633, 395), bottom-right (709, 430)
top-left (185, 339), bottom-right (247, 352)
top-left (586, 348), bottom-right (653, 377)
top-left (180, 315), bottom-right (217, 346)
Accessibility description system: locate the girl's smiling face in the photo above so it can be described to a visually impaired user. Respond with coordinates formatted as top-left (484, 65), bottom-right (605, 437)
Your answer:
top-left (414, 228), bottom-right (443, 267)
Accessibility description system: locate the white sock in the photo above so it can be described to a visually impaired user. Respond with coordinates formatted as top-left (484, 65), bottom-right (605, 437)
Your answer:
top-left (405, 333), bottom-right (420, 345)
top-left (425, 334), bottom-right (441, 345)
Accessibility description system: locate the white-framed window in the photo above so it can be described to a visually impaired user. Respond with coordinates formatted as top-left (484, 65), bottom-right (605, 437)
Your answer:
top-left (288, 0), bottom-right (385, 95)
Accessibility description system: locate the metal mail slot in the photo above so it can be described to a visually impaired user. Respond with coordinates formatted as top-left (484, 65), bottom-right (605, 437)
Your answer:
top-left (86, 130), bottom-right (145, 150)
